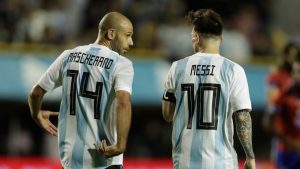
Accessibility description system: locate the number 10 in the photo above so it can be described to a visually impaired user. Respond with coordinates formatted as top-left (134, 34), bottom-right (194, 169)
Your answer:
top-left (181, 83), bottom-right (220, 130)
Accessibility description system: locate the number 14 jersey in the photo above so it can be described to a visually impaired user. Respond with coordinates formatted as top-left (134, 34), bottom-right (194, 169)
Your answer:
top-left (164, 53), bottom-right (251, 169)
top-left (37, 44), bottom-right (134, 169)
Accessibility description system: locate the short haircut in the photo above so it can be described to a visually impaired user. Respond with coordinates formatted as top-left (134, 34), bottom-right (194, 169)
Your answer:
top-left (187, 9), bottom-right (223, 36)
top-left (284, 42), bottom-right (300, 56)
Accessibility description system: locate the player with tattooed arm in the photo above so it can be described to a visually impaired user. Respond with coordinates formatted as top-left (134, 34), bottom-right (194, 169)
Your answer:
top-left (162, 9), bottom-right (255, 169)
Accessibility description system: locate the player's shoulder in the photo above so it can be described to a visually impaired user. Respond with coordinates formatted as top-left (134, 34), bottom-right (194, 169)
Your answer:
top-left (66, 44), bottom-right (109, 53)
top-left (67, 44), bottom-right (93, 52)
top-left (60, 45), bottom-right (88, 55)
top-left (221, 55), bottom-right (245, 72)
top-left (117, 53), bottom-right (132, 64)
top-left (169, 53), bottom-right (210, 70)
top-left (220, 55), bottom-right (240, 66)
top-left (170, 54), bottom-right (194, 67)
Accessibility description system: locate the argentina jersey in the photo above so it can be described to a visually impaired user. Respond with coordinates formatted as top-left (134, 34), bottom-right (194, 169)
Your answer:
top-left (37, 44), bottom-right (134, 169)
top-left (164, 53), bottom-right (251, 169)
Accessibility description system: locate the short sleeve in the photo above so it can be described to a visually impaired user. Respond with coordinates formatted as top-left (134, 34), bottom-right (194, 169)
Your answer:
top-left (230, 65), bottom-right (252, 112)
top-left (164, 62), bottom-right (177, 93)
top-left (37, 50), bottom-right (68, 91)
top-left (114, 58), bottom-right (134, 94)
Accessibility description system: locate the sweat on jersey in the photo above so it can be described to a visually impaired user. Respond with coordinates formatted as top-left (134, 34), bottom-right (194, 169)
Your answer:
top-left (164, 53), bottom-right (251, 169)
top-left (37, 44), bottom-right (134, 169)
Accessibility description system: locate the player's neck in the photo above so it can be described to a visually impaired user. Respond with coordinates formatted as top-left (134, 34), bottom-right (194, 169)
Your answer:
top-left (197, 44), bottom-right (220, 54)
top-left (197, 38), bottom-right (220, 54)
top-left (94, 37), bottom-right (112, 49)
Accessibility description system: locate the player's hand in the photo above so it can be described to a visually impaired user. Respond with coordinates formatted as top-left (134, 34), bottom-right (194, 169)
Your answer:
top-left (35, 110), bottom-right (58, 136)
top-left (244, 158), bottom-right (256, 169)
top-left (94, 140), bottom-right (124, 158)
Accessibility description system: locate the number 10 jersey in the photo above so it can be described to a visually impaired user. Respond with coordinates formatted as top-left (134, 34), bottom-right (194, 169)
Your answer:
top-left (37, 44), bottom-right (134, 169)
top-left (164, 53), bottom-right (251, 169)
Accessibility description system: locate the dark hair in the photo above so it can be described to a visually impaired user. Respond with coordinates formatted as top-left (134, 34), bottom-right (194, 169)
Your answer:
top-left (280, 42), bottom-right (300, 72)
top-left (187, 9), bottom-right (223, 36)
top-left (293, 45), bottom-right (300, 63)
top-left (284, 42), bottom-right (300, 57)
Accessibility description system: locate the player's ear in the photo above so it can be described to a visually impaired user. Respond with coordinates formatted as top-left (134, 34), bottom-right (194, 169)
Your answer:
top-left (106, 29), bottom-right (116, 40)
top-left (195, 33), bottom-right (201, 45)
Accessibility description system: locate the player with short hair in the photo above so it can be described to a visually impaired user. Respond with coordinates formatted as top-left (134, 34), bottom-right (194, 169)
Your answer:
top-left (28, 12), bottom-right (134, 169)
top-left (266, 42), bottom-right (300, 110)
top-left (162, 9), bottom-right (256, 169)
top-left (263, 41), bottom-right (300, 169)
top-left (265, 45), bottom-right (300, 169)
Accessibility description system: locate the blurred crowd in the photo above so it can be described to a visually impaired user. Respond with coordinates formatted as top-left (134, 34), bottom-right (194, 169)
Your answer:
top-left (1, 0), bottom-right (300, 64)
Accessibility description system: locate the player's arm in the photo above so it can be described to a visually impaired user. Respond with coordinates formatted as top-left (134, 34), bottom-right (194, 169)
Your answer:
top-left (162, 90), bottom-right (176, 122)
top-left (234, 109), bottom-right (256, 169)
top-left (95, 59), bottom-right (134, 157)
top-left (162, 62), bottom-right (177, 122)
top-left (114, 90), bottom-right (132, 154)
top-left (28, 51), bottom-right (66, 136)
top-left (162, 100), bottom-right (175, 122)
top-left (95, 90), bottom-right (132, 157)
top-left (28, 85), bottom-right (59, 136)
top-left (264, 112), bottom-right (284, 138)
top-left (262, 82), bottom-right (280, 132)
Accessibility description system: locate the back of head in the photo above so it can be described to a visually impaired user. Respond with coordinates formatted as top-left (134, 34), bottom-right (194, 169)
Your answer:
top-left (187, 9), bottom-right (223, 37)
top-left (280, 41), bottom-right (300, 72)
top-left (283, 42), bottom-right (300, 57)
top-left (97, 12), bottom-right (133, 55)
top-left (99, 12), bottom-right (131, 32)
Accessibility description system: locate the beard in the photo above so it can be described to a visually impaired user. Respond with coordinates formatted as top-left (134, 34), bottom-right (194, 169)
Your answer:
top-left (111, 37), bottom-right (123, 55)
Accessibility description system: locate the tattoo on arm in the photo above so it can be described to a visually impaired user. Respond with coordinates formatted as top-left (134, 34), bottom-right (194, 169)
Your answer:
top-left (234, 109), bottom-right (255, 159)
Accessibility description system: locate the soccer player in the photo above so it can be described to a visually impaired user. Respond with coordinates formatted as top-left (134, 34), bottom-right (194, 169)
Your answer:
top-left (28, 12), bottom-right (134, 169)
top-left (263, 42), bottom-right (300, 168)
top-left (265, 42), bottom-right (300, 115)
top-left (162, 9), bottom-right (256, 169)
top-left (265, 47), bottom-right (300, 169)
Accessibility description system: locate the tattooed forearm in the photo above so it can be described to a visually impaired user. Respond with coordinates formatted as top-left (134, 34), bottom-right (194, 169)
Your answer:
top-left (234, 109), bottom-right (255, 159)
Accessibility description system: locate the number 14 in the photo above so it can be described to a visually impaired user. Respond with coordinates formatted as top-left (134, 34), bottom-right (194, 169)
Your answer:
top-left (67, 69), bottom-right (103, 119)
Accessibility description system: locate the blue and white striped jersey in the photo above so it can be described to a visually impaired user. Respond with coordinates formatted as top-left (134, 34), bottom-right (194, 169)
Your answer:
top-left (37, 44), bottom-right (134, 169)
top-left (164, 53), bottom-right (251, 169)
